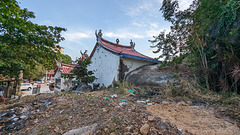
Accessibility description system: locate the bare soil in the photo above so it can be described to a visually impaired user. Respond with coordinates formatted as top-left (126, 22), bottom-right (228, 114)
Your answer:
top-left (147, 103), bottom-right (240, 135)
top-left (0, 90), bottom-right (239, 135)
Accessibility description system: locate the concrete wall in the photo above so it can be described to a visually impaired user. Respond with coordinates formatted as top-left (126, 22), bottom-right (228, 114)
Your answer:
top-left (121, 57), bottom-right (154, 79)
top-left (54, 70), bottom-right (74, 92)
top-left (88, 45), bottom-right (120, 87)
top-left (54, 70), bottom-right (61, 92)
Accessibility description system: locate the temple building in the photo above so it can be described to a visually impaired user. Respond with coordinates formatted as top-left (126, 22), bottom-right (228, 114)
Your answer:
top-left (88, 30), bottom-right (159, 88)
top-left (54, 61), bottom-right (77, 92)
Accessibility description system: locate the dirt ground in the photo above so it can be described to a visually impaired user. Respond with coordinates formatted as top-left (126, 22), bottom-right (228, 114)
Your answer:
top-left (147, 102), bottom-right (240, 135)
top-left (0, 90), bottom-right (239, 135)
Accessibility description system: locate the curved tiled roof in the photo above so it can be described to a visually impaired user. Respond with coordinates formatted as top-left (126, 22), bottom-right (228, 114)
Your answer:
top-left (55, 60), bottom-right (78, 75)
top-left (90, 33), bottom-right (159, 63)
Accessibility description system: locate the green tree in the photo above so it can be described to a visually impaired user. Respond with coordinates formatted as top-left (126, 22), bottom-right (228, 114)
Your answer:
top-left (23, 64), bottom-right (45, 81)
top-left (0, 0), bottom-right (66, 96)
top-left (58, 54), bottom-right (72, 64)
top-left (71, 53), bottom-right (96, 85)
top-left (151, 0), bottom-right (240, 93)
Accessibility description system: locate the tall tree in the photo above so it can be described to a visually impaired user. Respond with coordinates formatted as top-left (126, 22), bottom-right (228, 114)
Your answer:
top-left (151, 0), bottom-right (240, 92)
top-left (0, 0), bottom-right (66, 96)
top-left (58, 54), bottom-right (72, 64)
top-left (71, 52), bottom-right (96, 85)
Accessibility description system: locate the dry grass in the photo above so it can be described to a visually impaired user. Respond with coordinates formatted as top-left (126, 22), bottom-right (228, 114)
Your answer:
top-left (113, 81), bottom-right (136, 95)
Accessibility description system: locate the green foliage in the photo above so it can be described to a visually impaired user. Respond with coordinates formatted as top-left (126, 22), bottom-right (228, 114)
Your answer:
top-left (152, 0), bottom-right (240, 93)
top-left (71, 53), bottom-right (96, 85)
top-left (0, 0), bottom-right (66, 79)
top-left (58, 54), bottom-right (72, 64)
top-left (23, 64), bottom-right (45, 80)
top-left (217, 0), bottom-right (240, 32)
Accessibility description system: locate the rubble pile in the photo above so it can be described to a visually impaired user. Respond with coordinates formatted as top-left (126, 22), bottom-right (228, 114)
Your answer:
top-left (0, 89), bottom-right (239, 134)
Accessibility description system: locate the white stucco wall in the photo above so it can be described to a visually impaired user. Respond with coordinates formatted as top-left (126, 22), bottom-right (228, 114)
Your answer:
top-left (54, 70), bottom-right (74, 92)
top-left (122, 57), bottom-right (154, 78)
top-left (54, 70), bottom-right (61, 92)
top-left (88, 45), bottom-right (120, 87)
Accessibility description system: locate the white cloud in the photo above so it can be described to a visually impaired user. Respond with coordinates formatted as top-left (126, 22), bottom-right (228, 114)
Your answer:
top-left (64, 32), bottom-right (92, 41)
top-left (158, 0), bottom-right (193, 11)
top-left (178, 0), bottom-right (193, 10)
top-left (124, 0), bottom-right (161, 17)
top-left (150, 22), bottom-right (159, 28)
top-left (105, 32), bottom-right (144, 39)
top-left (132, 22), bottom-right (146, 27)
top-left (145, 28), bottom-right (170, 38)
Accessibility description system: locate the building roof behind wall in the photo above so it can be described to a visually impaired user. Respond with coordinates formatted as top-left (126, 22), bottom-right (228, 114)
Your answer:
top-left (44, 70), bottom-right (55, 75)
top-left (56, 61), bottom-right (78, 75)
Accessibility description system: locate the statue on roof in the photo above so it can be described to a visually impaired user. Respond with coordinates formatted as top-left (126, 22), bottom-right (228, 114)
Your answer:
top-left (80, 50), bottom-right (88, 61)
top-left (116, 38), bottom-right (119, 44)
top-left (130, 39), bottom-right (133, 46)
top-left (98, 29), bottom-right (103, 38)
top-left (130, 39), bottom-right (135, 48)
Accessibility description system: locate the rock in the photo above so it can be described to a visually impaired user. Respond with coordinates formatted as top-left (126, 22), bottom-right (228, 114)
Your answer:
top-left (187, 101), bottom-right (192, 106)
top-left (220, 109), bottom-right (225, 112)
top-left (162, 101), bottom-right (169, 105)
top-left (148, 116), bottom-right (155, 122)
top-left (140, 124), bottom-right (150, 135)
top-left (63, 123), bottom-right (97, 135)
top-left (125, 64), bottom-right (193, 89)
top-left (75, 84), bottom-right (92, 92)
top-left (104, 128), bottom-right (108, 132)
top-left (54, 127), bottom-right (60, 132)
top-left (102, 108), bottom-right (108, 113)
top-left (126, 65), bottom-right (178, 87)
top-left (176, 101), bottom-right (187, 107)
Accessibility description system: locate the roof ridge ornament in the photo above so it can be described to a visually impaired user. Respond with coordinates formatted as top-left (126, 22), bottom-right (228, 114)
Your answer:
top-left (116, 38), bottom-right (119, 44)
top-left (130, 39), bottom-right (135, 48)
top-left (95, 29), bottom-right (103, 40)
top-left (98, 29), bottom-right (103, 38)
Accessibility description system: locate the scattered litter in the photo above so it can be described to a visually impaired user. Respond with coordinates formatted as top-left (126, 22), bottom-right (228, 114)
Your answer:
top-left (105, 97), bottom-right (110, 101)
top-left (47, 102), bottom-right (52, 105)
top-left (147, 103), bottom-right (153, 106)
top-left (128, 89), bottom-right (134, 94)
top-left (20, 115), bottom-right (26, 119)
top-left (137, 100), bottom-right (146, 104)
top-left (13, 118), bottom-right (19, 121)
top-left (179, 128), bottom-right (182, 132)
top-left (155, 103), bottom-right (158, 105)
top-left (146, 100), bottom-right (150, 103)
top-left (59, 110), bottom-right (64, 114)
top-left (9, 114), bottom-right (17, 120)
top-left (119, 102), bottom-right (127, 106)
top-left (34, 119), bottom-right (38, 123)
top-left (162, 100), bottom-right (166, 103)
top-left (122, 99), bottom-right (127, 102)
top-left (127, 125), bottom-right (133, 130)
top-left (111, 94), bottom-right (117, 98)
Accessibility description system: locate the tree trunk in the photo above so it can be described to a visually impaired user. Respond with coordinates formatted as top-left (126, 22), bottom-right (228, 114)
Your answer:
top-left (205, 70), bottom-right (210, 91)
top-left (5, 81), bottom-right (10, 98)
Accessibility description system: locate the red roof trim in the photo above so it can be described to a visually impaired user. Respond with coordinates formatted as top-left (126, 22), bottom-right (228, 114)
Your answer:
top-left (55, 60), bottom-right (78, 75)
top-left (89, 33), bottom-right (158, 63)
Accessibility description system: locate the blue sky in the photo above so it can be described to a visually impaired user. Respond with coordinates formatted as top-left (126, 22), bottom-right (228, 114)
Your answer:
top-left (18, 0), bottom-right (192, 60)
